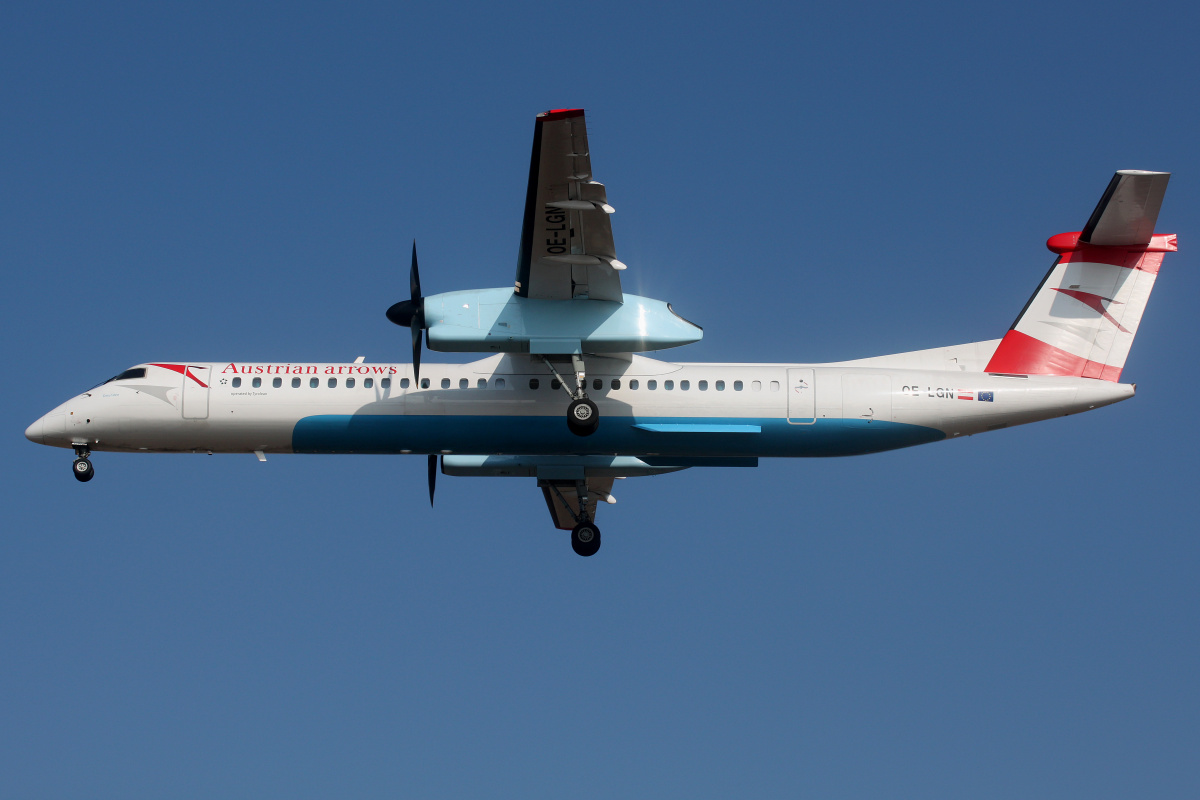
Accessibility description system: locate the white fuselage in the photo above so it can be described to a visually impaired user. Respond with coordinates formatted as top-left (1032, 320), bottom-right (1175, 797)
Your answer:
top-left (26, 353), bottom-right (1134, 460)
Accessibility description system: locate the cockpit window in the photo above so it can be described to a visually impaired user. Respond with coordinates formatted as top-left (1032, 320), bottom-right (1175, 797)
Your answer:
top-left (105, 368), bottom-right (146, 383)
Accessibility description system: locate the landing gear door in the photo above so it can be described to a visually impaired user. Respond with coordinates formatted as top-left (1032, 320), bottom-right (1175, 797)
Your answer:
top-left (787, 368), bottom-right (816, 424)
top-left (181, 365), bottom-right (210, 419)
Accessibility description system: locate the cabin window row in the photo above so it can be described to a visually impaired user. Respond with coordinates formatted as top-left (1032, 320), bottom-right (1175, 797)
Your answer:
top-left (228, 376), bottom-right (782, 392)
top-left (525, 378), bottom-right (781, 392)
top-left (228, 376), bottom-right (511, 390)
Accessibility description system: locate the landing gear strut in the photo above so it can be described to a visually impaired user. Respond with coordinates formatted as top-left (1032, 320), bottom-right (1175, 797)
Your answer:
top-left (542, 354), bottom-right (599, 437)
top-left (72, 446), bottom-right (93, 483)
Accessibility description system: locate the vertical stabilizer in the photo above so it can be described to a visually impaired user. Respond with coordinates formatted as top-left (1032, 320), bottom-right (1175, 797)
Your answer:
top-left (985, 171), bottom-right (1176, 381)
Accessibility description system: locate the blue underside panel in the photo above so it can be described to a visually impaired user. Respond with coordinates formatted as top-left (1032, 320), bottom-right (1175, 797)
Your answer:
top-left (291, 415), bottom-right (945, 458)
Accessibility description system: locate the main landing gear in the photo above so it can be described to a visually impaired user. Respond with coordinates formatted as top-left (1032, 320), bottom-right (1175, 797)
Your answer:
top-left (72, 446), bottom-right (94, 483)
top-left (571, 521), bottom-right (601, 557)
top-left (542, 354), bottom-right (599, 437)
top-left (544, 479), bottom-right (603, 557)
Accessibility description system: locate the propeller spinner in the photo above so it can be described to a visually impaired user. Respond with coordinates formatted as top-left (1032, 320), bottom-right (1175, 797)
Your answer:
top-left (385, 241), bottom-right (427, 383)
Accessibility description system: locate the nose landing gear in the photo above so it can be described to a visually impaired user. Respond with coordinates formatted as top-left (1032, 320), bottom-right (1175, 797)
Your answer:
top-left (72, 446), bottom-right (94, 483)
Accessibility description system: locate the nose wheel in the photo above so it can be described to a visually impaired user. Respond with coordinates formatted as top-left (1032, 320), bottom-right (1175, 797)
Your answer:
top-left (72, 447), bottom-right (94, 482)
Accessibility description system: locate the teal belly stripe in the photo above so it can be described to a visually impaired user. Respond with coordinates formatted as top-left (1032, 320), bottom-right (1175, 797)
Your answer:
top-left (632, 423), bottom-right (761, 433)
top-left (291, 415), bottom-right (944, 458)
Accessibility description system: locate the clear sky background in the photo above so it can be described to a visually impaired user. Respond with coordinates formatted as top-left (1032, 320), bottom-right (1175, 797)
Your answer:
top-left (3, 1), bottom-right (1198, 797)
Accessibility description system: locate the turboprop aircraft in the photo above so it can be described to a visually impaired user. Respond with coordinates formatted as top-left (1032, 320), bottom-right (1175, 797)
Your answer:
top-left (25, 109), bottom-right (1177, 556)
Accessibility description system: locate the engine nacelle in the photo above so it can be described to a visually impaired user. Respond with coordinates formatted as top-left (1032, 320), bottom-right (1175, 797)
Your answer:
top-left (422, 287), bottom-right (702, 354)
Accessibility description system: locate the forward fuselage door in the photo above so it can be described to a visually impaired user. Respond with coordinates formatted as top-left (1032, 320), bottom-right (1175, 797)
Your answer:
top-left (181, 365), bottom-right (210, 419)
top-left (786, 368), bottom-right (816, 424)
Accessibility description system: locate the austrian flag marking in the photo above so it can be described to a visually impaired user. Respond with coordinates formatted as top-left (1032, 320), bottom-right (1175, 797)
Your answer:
top-left (957, 390), bottom-right (974, 400)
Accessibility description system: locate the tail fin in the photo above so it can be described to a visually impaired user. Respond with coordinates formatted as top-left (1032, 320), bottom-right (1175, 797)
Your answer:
top-left (985, 171), bottom-right (1176, 381)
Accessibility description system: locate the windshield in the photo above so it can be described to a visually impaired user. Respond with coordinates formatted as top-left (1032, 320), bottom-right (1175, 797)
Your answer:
top-left (106, 367), bottom-right (147, 383)
top-left (89, 367), bottom-right (147, 390)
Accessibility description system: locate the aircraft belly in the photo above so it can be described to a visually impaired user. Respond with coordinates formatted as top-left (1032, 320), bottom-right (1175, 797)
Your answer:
top-left (290, 414), bottom-right (945, 458)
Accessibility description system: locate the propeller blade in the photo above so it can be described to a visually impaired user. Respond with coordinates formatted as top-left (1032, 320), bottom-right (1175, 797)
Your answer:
top-left (410, 240), bottom-right (421, 303)
top-left (411, 316), bottom-right (422, 385)
top-left (427, 453), bottom-right (437, 506)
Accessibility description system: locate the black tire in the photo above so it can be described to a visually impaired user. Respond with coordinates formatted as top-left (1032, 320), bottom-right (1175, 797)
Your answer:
top-left (571, 522), bottom-right (601, 557)
top-left (567, 398), bottom-right (599, 437)
top-left (73, 458), bottom-right (94, 483)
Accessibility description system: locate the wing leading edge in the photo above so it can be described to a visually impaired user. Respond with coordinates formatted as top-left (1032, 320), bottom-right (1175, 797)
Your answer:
top-left (515, 109), bottom-right (624, 302)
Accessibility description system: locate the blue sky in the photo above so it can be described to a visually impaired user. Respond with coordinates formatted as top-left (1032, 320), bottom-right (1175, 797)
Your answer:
top-left (3, 1), bottom-right (1198, 797)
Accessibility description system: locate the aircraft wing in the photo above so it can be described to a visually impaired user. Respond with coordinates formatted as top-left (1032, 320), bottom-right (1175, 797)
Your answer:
top-left (514, 109), bottom-right (625, 303)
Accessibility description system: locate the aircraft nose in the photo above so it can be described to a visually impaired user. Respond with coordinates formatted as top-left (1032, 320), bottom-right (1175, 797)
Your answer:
top-left (25, 416), bottom-right (44, 444)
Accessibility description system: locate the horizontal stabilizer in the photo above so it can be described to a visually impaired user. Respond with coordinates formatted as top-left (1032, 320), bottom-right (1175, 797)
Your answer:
top-left (1081, 170), bottom-right (1170, 246)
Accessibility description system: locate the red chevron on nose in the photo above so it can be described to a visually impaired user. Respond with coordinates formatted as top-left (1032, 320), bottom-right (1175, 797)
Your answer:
top-left (150, 363), bottom-right (210, 388)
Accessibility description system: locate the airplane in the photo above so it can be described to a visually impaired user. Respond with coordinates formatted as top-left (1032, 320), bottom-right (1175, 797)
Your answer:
top-left (24, 108), bottom-right (1177, 556)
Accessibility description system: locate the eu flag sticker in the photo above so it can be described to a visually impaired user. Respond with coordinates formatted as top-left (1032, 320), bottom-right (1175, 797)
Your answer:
top-left (978, 391), bottom-right (994, 402)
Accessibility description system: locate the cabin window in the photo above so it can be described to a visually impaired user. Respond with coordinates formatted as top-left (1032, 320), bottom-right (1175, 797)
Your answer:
top-left (420, 378), bottom-right (429, 389)
top-left (310, 377), bottom-right (319, 388)
top-left (495, 378), bottom-right (506, 389)
top-left (611, 379), bottom-right (621, 390)
top-left (477, 378), bottom-right (487, 388)
top-left (681, 380), bottom-right (690, 390)
top-left (664, 380), bottom-right (674, 390)
top-left (770, 380), bottom-right (780, 392)
top-left (273, 377), bottom-right (282, 388)
top-left (648, 380), bottom-right (657, 390)
top-left (734, 380), bottom-right (744, 391)
top-left (752, 380), bottom-right (761, 392)
top-left (630, 379), bottom-right (639, 390)
top-left (438, 378), bottom-right (448, 389)
top-left (699, 380), bottom-right (708, 391)
top-left (328, 378), bottom-right (337, 388)
top-left (400, 378), bottom-right (410, 388)
top-left (593, 379), bottom-right (602, 391)
top-left (459, 378), bottom-right (468, 389)
top-left (292, 377), bottom-right (301, 388)
top-left (346, 377), bottom-right (355, 388)
top-left (716, 380), bottom-right (725, 391)
top-left (551, 378), bottom-right (561, 391)
top-left (529, 378), bottom-right (539, 390)
top-left (252, 377), bottom-right (261, 388)
top-left (364, 378), bottom-right (374, 388)
top-left (232, 377), bottom-right (241, 388)
top-left (381, 378), bottom-right (391, 389)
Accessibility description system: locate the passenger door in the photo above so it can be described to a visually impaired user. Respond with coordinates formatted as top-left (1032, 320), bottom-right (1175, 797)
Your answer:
top-left (786, 368), bottom-right (816, 424)
top-left (181, 365), bottom-right (210, 419)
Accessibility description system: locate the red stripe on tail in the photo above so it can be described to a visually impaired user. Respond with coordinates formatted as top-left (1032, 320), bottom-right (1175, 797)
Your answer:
top-left (984, 330), bottom-right (1122, 381)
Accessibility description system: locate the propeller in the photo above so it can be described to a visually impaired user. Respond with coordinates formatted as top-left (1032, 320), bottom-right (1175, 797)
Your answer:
top-left (385, 241), bottom-right (427, 384)
top-left (428, 453), bottom-right (437, 506)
